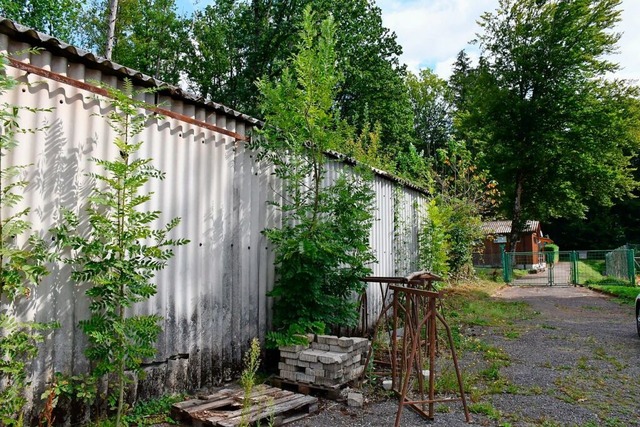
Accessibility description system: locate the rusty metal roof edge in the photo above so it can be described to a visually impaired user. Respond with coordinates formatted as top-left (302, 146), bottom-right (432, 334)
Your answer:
top-left (0, 17), bottom-right (263, 127)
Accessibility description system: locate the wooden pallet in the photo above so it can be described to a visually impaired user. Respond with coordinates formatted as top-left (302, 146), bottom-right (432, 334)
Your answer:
top-left (171, 384), bottom-right (318, 427)
top-left (269, 377), bottom-right (342, 400)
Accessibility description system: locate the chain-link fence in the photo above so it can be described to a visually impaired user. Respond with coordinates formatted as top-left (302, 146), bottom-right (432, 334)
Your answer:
top-left (475, 248), bottom-right (636, 286)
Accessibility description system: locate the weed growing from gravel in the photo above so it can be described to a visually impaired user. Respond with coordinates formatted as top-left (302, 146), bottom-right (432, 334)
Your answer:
top-left (480, 362), bottom-right (501, 381)
top-left (576, 356), bottom-right (592, 371)
top-left (594, 347), bottom-right (626, 370)
top-left (469, 401), bottom-right (501, 420)
top-left (435, 404), bottom-right (452, 413)
top-left (503, 330), bottom-right (520, 339)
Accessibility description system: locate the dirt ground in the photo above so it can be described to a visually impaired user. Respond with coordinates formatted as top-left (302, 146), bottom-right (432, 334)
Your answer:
top-left (289, 285), bottom-right (640, 427)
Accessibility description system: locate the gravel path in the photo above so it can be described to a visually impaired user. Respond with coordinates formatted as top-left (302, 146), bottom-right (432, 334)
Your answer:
top-left (290, 286), bottom-right (640, 427)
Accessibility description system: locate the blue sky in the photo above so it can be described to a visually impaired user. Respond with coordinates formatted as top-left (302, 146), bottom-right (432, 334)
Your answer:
top-left (176, 0), bottom-right (640, 82)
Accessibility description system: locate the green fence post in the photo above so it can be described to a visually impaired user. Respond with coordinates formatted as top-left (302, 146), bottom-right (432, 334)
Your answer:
top-left (501, 244), bottom-right (510, 283)
top-left (628, 249), bottom-right (636, 286)
top-left (571, 251), bottom-right (578, 285)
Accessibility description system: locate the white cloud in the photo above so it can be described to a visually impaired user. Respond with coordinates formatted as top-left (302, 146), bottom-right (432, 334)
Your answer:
top-left (612, 1), bottom-right (640, 82)
top-left (379, 0), bottom-right (640, 82)
top-left (378, 0), bottom-right (496, 76)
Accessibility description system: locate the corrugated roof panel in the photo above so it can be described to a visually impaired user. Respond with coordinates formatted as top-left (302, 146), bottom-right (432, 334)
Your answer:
top-left (482, 220), bottom-right (540, 234)
top-left (0, 18), bottom-right (261, 127)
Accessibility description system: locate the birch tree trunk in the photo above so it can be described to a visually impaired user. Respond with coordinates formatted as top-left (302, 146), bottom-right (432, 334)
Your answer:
top-left (105, 0), bottom-right (118, 59)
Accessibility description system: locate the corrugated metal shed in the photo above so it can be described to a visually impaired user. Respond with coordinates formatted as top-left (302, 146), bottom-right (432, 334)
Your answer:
top-left (0, 17), bottom-right (430, 414)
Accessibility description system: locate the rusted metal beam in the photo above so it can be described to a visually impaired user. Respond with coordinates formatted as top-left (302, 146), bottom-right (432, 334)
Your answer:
top-left (8, 57), bottom-right (248, 141)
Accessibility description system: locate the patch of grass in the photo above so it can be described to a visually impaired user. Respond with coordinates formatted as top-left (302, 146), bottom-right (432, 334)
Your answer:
top-left (435, 365), bottom-right (470, 394)
top-left (486, 377), bottom-right (515, 394)
top-left (586, 283), bottom-right (640, 304)
top-left (594, 347), bottom-right (626, 371)
top-left (512, 269), bottom-right (529, 279)
top-left (576, 259), bottom-right (607, 284)
top-left (503, 330), bottom-right (520, 339)
top-left (469, 401), bottom-right (501, 420)
top-left (461, 337), bottom-right (510, 364)
top-left (87, 394), bottom-right (186, 426)
top-left (554, 376), bottom-right (588, 404)
top-left (475, 268), bottom-right (529, 283)
top-left (521, 385), bottom-right (543, 395)
top-left (540, 324), bottom-right (557, 330)
top-left (124, 394), bottom-right (185, 425)
top-left (443, 281), bottom-right (535, 329)
top-left (475, 267), bottom-right (505, 282)
top-left (435, 404), bottom-right (452, 413)
top-left (480, 362), bottom-right (501, 381)
top-left (576, 356), bottom-right (592, 371)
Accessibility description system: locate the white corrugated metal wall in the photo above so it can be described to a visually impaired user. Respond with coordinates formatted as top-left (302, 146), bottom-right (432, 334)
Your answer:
top-left (1, 32), bottom-right (428, 409)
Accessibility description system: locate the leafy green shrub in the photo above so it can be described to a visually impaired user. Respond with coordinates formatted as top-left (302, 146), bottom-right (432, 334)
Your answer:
top-left (254, 7), bottom-right (375, 345)
top-left (53, 80), bottom-right (188, 425)
top-left (543, 244), bottom-right (559, 264)
top-left (419, 200), bottom-right (449, 277)
top-left (0, 50), bottom-right (55, 425)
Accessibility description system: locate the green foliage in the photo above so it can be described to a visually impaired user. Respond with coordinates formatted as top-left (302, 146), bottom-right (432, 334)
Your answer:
top-left (81, 0), bottom-right (190, 84)
top-left (253, 7), bottom-right (375, 339)
top-left (185, 0), bottom-right (414, 163)
top-left (0, 51), bottom-right (53, 425)
top-left (443, 282), bottom-right (535, 330)
top-left (239, 338), bottom-right (261, 427)
top-left (0, 0), bottom-right (82, 43)
top-left (421, 141), bottom-right (491, 280)
top-left (40, 372), bottom-right (97, 426)
top-left (468, 401), bottom-right (501, 420)
top-left (455, 0), bottom-right (640, 234)
top-left (543, 244), bottom-right (559, 264)
top-left (266, 321), bottom-right (323, 349)
top-left (394, 142), bottom-right (432, 189)
top-left (419, 200), bottom-right (449, 277)
top-left (122, 394), bottom-right (184, 425)
top-left (43, 372), bottom-right (98, 405)
top-left (0, 316), bottom-right (54, 424)
top-left (587, 283), bottom-right (639, 303)
top-left (52, 79), bottom-right (188, 425)
top-left (406, 69), bottom-right (453, 159)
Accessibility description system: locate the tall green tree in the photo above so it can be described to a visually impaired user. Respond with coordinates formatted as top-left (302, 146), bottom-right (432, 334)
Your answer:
top-left (186, 0), bottom-right (414, 161)
top-left (53, 81), bottom-right (188, 425)
top-left (0, 0), bottom-right (82, 43)
top-left (82, 0), bottom-right (190, 84)
top-left (406, 69), bottom-right (453, 159)
top-left (456, 0), bottom-right (640, 245)
top-left (253, 6), bottom-right (375, 339)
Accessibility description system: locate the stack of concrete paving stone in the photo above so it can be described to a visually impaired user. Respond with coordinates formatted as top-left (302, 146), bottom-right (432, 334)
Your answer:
top-left (278, 335), bottom-right (370, 387)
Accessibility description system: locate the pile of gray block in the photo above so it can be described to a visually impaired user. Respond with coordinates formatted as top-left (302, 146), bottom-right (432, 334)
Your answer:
top-left (278, 335), bottom-right (370, 387)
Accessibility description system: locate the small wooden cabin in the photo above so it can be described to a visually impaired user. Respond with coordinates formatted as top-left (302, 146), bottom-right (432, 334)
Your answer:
top-left (474, 220), bottom-right (553, 271)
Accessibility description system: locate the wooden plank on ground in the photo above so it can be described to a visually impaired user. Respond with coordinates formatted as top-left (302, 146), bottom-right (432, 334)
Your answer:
top-left (171, 384), bottom-right (318, 427)
top-left (203, 388), bottom-right (295, 425)
top-left (217, 394), bottom-right (318, 427)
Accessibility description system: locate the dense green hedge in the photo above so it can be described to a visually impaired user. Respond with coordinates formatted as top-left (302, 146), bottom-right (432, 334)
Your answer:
top-left (543, 244), bottom-right (559, 264)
